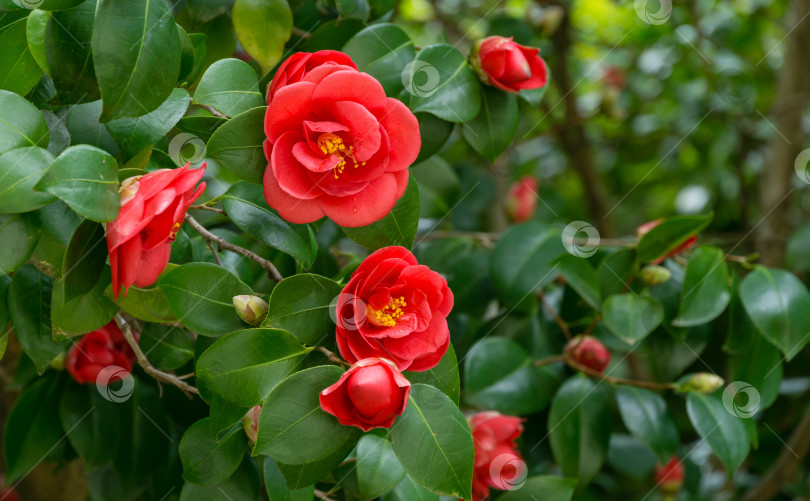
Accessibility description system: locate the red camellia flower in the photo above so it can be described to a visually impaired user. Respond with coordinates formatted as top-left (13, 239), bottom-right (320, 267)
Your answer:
top-left (266, 50), bottom-right (357, 103)
top-left (107, 164), bottom-right (206, 298)
top-left (467, 411), bottom-right (526, 501)
top-left (66, 321), bottom-right (138, 385)
top-left (505, 176), bottom-right (538, 222)
top-left (565, 335), bottom-right (611, 373)
top-left (471, 36), bottom-right (548, 93)
top-left (319, 358), bottom-right (411, 431)
top-left (636, 218), bottom-right (697, 264)
top-left (335, 246), bottom-right (453, 372)
top-left (263, 52), bottom-right (420, 227)
top-left (655, 456), bottom-right (685, 493)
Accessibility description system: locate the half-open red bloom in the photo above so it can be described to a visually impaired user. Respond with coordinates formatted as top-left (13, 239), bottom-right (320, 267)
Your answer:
top-left (655, 456), bottom-right (685, 493)
top-left (319, 358), bottom-right (411, 431)
top-left (636, 218), bottom-right (698, 264)
top-left (468, 412), bottom-right (526, 501)
top-left (335, 246), bottom-right (453, 372)
top-left (506, 176), bottom-right (538, 222)
top-left (263, 52), bottom-right (420, 227)
top-left (266, 50), bottom-right (358, 103)
top-left (66, 321), bottom-right (138, 385)
top-left (107, 164), bottom-right (206, 298)
top-left (471, 36), bottom-right (548, 93)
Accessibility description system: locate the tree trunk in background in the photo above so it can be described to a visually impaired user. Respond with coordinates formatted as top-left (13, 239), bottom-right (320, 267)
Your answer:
top-left (756, 0), bottom-right (810, 266)
top-left (547, 0), bottom-right (615, 237)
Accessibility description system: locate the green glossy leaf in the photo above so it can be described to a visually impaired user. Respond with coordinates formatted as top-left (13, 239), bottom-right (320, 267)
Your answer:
top-left (0, 18), bottom-right (40, 96)
top-left (498, 476), bottom-right (577, 501)
top-left (180, 418), bottom-right (246, 487)
top-left (109, 283), bottom-right (177, 323)
top-left (414, 112), bottom-right (453, 162)
top-left (51, 269), bottom-right (117, 337)
top-left (105, 88), bottom-right (190, 159)
top-left (8, 265), bottom-right (67, 373)
top-left (602, 294), bottom-right (664, 345)
top-left (177, 115), bottom-right (225, 143)
top-left (405, 344), bottom-right (460, 404)
top-left (194, 58), bottom-right (263, 118)
top-left (196, 328), bottom-right (306, 407)
top-left (232, 0), bottom-right (291, 72)
top-left (0, 275), bottom-right (10, 329)
top-left (158, 262), bottom-right (253, 337)
top-left (4, 375), bottom-right (66, 483)
top-left (343, 23), bottom-right (415, 96)
top-left (462, 85), bottom-right (518, 161)
top-left (739, 266), bottom-right (810, 361)
top-left (615, 385), bottom-right (678, 463)
top-left (188, 0), bottom-right (233, 24)
top-left (179, 454), bottom-right (260, 501)
top-left (390, 384), bottom-right (474, 499)
top-left (0, 213), bottom-right (41, 274)
top-left (65, 100), bottom-right (119, 155)
top-left (673, 246), bottom-right (730, 327)
top-left (0, 147), bottom-right (56, 213)
top-left (491, 222), bottom-right (565, 305)
top-left (597, 248), bottom-right (639, 298)
top-left (464, 337), bottom-right (559, 415)
top-left (356, 434), bottom-right (406, 499)
top-left (221, 182), bottom-right (316, 266)
top-left (686, 392), bottom-right (749, 474)
top-left (548, 374), bottom-right (611, 486)
top-left (264, 456), bottom-right (314, 501)
top-left (41, 110), bottom-right (71, 156)
top-left (59, 382), bottom-right (121, 468)
top-left (27, 9), bottom-right (50, 76)
top-left (381, 474), bottom-right (439, 501)
top-left (342, 176), bottom-right (420, 250)
top-left (262, 274), bottom-right (341, 346)
top-left (207, 106), bottom-right (266, 183)
top-left (254, 365), bottom-right (361, 464)
top-left (636, 213), bottom-right (712, 263)
top-left (62, 219), bottom-right (106, 301)
top-left (185, 33), bottom-right (208, 86)
top-left (139, 323), bottom-right (195, 371)
top-left (401, 44), bottom-right (481, 122)
top-left (91, 0), bottom-right (181, 121)
top-left (0, 89), bottom-right (49, 155)
top-left (35, 144), bottom-right (119, 222)
top-left (555, 254), bottom-right (601, 310)
top-left (276, 436), bottom-right (356, 490)
top-left (44, 0), bottom-right (98, 102)
top-left (209, 394), bottom-right (250, 440)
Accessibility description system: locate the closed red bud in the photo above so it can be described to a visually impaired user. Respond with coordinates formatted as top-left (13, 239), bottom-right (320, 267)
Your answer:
top-left (506, 176), bottom-right (538, 222)
top-left (655, 456), bottom-right (684, 494)
top-left (565, 335), bottom-right (610, 373)
top-left (243, 405), bottom-right (261, 443)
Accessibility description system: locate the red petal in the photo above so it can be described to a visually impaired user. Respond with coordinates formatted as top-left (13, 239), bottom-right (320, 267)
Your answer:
top-left (265, 82), bottom-right (316, 143)
top-left (332, 100), bottom-right (381, 161)
top-left (311, 71), bottom-right (388, 116)
top-left (272, 131), bottom-right (322, 200)
top-left (377, 98), bottom-right (420, 172)
top-left (118, 236), bottom-right (143, 295)
top-left (262, 162), bottom-right (326, 224)
top-left (319, 173), bottom-right (399, 227)
top-left (133, 242), bottom-right (171, 288)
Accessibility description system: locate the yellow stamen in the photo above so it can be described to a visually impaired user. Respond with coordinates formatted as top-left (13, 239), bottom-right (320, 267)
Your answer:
top-left (366, 296), bottom-right (407, 328)
top-left (317, 133), bottom-right (361, 179)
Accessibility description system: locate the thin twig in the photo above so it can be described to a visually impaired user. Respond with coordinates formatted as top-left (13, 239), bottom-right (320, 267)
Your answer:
top-left (583, 314), bottom-right (603, 336)
top-left (185, 214), bottom-right (283, 282)
top-left (533, 354), bottom-right (565, 367)
top-left (196, 103), bottom-right (228, 119)
top-left (565, 355), bottom-right (677, 390)
top-left (114, 313), bottom-right (200, 398)
top-left (315, 346), bottom-right (352, 368)
top-left (189, 204), bottom-right (225, 215)
top-left (292, 26), bottom-right (312, 39)
top-left (539, 292), bottom-right (572, 340)
top-left (206, 240), bottom-right (223, 266)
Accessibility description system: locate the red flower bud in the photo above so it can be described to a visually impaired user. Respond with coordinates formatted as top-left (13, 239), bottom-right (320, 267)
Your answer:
top-left (470, 36), bottom-right (548, 93)
top-left (66, 321), bottom-right (138, 385)
top-left (565, 335), bottom-right (610, 373)
top-left (655, 456), bottom-right (685, 494)
top-left (636, 219), bottom-right (697, 264)
top-left (319, 358), bottom-right (411, 431)
top-left (243, 405), bottom-right (261, 443)
top-left (505, 176), bottom-right (538, 222)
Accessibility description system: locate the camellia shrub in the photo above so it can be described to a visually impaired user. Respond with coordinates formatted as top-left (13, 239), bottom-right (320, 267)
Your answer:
top-left (0, 0), bottom-right (808, 500)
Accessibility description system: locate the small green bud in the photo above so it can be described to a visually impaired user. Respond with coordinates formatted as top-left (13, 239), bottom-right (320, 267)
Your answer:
top-left (677, 372), bottom-right (724, 394)
top-left (233, 295), bottom-right (268, 326)
top-left (639, 265), bottom-right (672, 286)
top-left (49, 351), bottom-right (67, 370)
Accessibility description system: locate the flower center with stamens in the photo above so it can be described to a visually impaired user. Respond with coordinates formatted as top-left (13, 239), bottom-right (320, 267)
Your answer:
top-left (317, 132), bottom-right (365, 179)
top-left (367, 296), bottom-right (407, 327)
top-left (168, 222), bottom-right (181, 242)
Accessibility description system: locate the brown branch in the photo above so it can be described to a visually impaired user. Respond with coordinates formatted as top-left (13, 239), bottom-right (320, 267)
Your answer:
top-left (533, 354), bottom-right (565, 367)
top-left (113, 314), bottom-right (200, 398)
top-left (205, 239), bottom-right (223, 266)
top-left (565, 355), bottom-right (677, 390)
top-left (189, 204), bottom-right (225, 215)
top-left (195, 103), bottom-right (229, 119)
top-left (184, 214), bottom-right (283, 282)
top-left (292, 26), bottom-right (312, 39)
top-left (539, 291), bottom-right (572, 340)
top-left (315, 346), bottom-right (352, 368)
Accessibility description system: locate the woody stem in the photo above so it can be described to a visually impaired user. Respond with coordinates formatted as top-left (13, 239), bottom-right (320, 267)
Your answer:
top-left (564, 354), bottom-right (678, 390)
top-left (185, 214), bottom-right (283, 282)
top-left (314, 346), bottom-right (352, 368)
top-left (539, 291), bottom-right (572, 340)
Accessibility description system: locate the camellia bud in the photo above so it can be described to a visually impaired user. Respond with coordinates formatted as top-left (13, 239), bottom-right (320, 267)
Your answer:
top-left (639, 265), bottom-right (672, 286)
top-left (677, 372), bottom-right (724, 394)
top-left (506, 176), bottom-right (539, 223)
top-left (233, 295), bottom-right (268, 326)
top-left (49, 350), bottom-right (67, 370)
top-left (564, 335), bottom-right (610, 373)
top-left (655, 456), bottom-right (684, 494)
top-left (243, 405), bottom-right (261, 443)
top-left (118, 175), bottom-right (142, 205)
